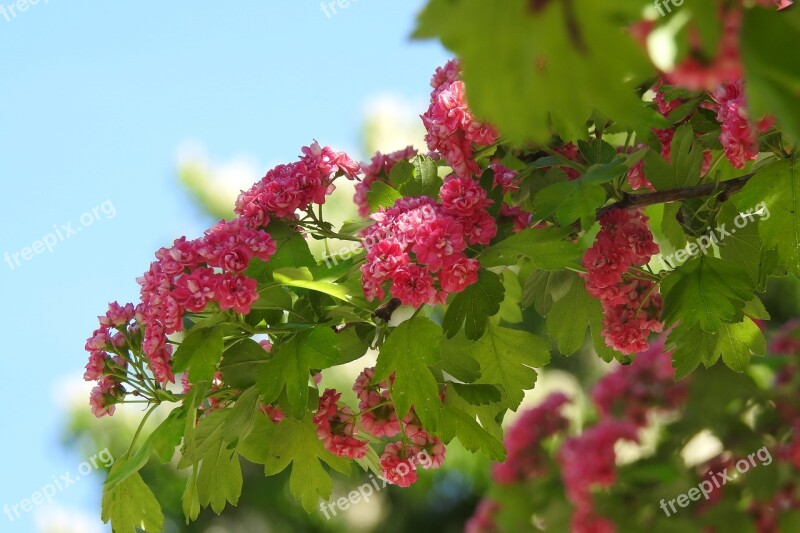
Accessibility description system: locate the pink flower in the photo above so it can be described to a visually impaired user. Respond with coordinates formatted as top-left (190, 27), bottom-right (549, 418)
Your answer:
top-left (440, 176), bottom-right (491, 216)
top-left (173, 267), bottom-right (218, 313)
top-left (390, 264), bottom-right (439, 307)
top-left (85, 328), bottom-right (110, 351)
top-left (364, 240), bottom-right (409, 282)
top-left (438, 256), bottom-right (479, 293)
top-left (711, 80), bottom-right (766, 169)
top-left (591, 340), bottom-right (688, 427)
top-left (465, 500), bottom-right (501, 533)
top-left (558, 420), bottom-right (639, 531)
top-left (89, 377), bottom-right (122, 418)
top-left (84, 350), bottom-right (108, 381)
top-left (215, 273), bottom-right (259, 314)
top-left (411, 218), bottom-right (466, 271)
top-left (492, 393), bottom-right (570, 484)
top-left (461, 210), bottom-right (498, 245)
top-left (422, 63), bottom-right (497, 178)
top-left (313, 389), bottom-right (368, 459)
top-left (583, 209), bottom-right (663, 354)
top-left (380, 442), bottom-right (419, 487)
top-left (99, 302), bottom-right (135, 328)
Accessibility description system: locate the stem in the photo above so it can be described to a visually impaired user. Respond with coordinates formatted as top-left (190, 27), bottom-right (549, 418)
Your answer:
top-left (122, 403), bottom-right (159, 460)
top-left (596, 173), bottom-right (755, 219)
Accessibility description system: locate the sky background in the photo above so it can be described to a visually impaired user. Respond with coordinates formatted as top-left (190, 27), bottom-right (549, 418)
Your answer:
top-left (0, 2), bottom-right (448, 530)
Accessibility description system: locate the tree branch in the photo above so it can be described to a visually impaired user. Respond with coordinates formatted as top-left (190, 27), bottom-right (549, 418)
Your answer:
top-left (332, 298), bottom-right (402, 334)
top-left (374, 298), bottom-right (402, 322)
top-left (596, 173), bottom-right (755, 219)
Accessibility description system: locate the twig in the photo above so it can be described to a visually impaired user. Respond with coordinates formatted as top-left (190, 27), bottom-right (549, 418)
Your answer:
top-left (596, 173), bottom-right (754, 219)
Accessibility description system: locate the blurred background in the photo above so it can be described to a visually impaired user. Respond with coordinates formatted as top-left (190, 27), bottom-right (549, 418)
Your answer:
top-left (0, 2), bottom-right (451, 531)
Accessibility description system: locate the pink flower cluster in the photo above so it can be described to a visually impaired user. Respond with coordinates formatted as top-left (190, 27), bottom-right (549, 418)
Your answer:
top-left (360, 184), bottom-right (496, 306)
top-left (465, 499), bottom-right (501, 533)
top-left (492, 393), bottom-right (571, 484)
top-left (136, 218), bottom-right (276, 385)
top-left (314, 389), bottom-right (369, 460)
top-left (354, 146), bottom-right (418, 217)
top-left (558, 420), bottom-right (640, 533)
top-left (85, 302), bottom-right (136, 417)
top-left (664, 10), bottom-right (743, 92)
top-left (334, 367), bottom-right (446, 487)
top-left (591, 340), bottom-right (688, 427)
top-left (87, 143), bottom-right (357, 416)
top-left (711, 81), bottom-right (773, 169)
top-left (311, 368), bottom-right (446, 486)
top-left (583, 209), bottom-right (663, 354)
top-left (235, 141), bottom-right (359, 225)
top-left (422, 60), bottom-right (498, 178)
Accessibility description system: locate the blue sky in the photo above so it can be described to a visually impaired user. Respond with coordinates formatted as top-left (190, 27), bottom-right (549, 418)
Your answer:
top-left (0, 1), bottom-right (447, 530)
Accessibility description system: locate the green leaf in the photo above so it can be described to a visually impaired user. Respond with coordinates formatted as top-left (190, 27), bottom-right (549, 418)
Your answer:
top-left (388, 160), bottom-right (414, 188)
top-left (667, 326), bottom-right (719, 379)
top-left (660, 203), bottom-right (688, 251)
top-left (257, 328), bottom-right (340, 416)
top-left (581, 159), bottom-right (628, 185)
top-left (642, 123), bottom-right (704, 191)
top-left (397, 155), bottom-right (442, 197)
top-left (222, 387), bottom-right (262, 447)
top-left (532, 179), bottom-right (607, 227)
top-left (178, 409), bottom-right (244, 514)
top-left (578, 139), bottom-right (616, 165)
top-left (734, 158), bottom-right (800, 275)
top-left (438, 332), bottom-right (482, 383)
top-left (367, 181), bottom-right (402, 211)
top-left (450, 383), bottom-right (502, 406)
top-left (272, 267), bottom-right (354, 303)
top-left (196, 449), bottom-right (242, 515)
top-left (182, 469), bottom-right (200, 524)
top-left (435, 388), bottom-right (506, 461)
top-left (546, 274), bottom-right (593, 355)
top-left (497, 270), bottom-right (523, 324)
top-left (717, 202), bottom-right (777, 291)
top-left (715, 318), bottom-right (766, 373)
top-left (741, 7), bottom-right (800, 143)
top-left (660, 256), bottom-right (753, 333)
top-left (262, 417), bottom-right (350, 513)
top-left (521, 269), bottom-right (575, 316)
top-left (220, 339), bottom-right (270, 389)
top-left (414, 0), bottom-right (661, 143)
top-left (442, 270), bottom-right (505, 340)
top-left (480, 227), bottom-right (582, 270)
top-left (471, 323), bottom-right (551, 411)
top-left (171, 326), bottom-right (225, 383)
top-left (374, 317), bottom-right (443, 430)
top-left (105, 408), bottom-right (185, 490)
top-left (102, 460), bottom-right (164, 533)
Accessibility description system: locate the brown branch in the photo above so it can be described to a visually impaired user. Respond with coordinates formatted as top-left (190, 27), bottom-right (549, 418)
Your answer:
top-left (374, 298), bottom-right (402, 322)
top-left (332, 298), bottom-right (402, 334)
top-left (596, 173), bottom-right (755, 220)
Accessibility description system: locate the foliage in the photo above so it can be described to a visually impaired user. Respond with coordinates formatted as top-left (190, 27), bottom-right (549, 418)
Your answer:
top-left (80, 2), bottom-right (800, 530)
